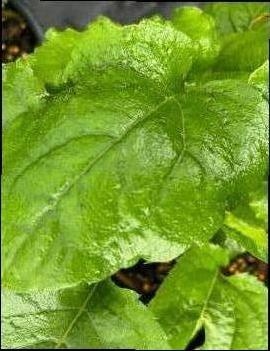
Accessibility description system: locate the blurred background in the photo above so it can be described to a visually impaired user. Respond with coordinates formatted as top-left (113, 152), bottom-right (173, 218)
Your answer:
top-left (5, 1), bottom-right (205, 30)
top-left (2, 0), bottom-right (207, 62)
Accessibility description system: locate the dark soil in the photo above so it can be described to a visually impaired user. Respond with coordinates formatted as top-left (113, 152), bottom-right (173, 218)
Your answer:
top-left (223, 252), bottom-right (268, 284)
top-left (2, 2), bottom-right (37, 63)
top-left (112, 253), bottom-right (268, 304)
top-left (112, 259), bottom-right (176, 304)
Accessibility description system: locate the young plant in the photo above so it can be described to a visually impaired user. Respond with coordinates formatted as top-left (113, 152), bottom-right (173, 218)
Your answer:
top-left (2, 3), bottom-right (268, 349)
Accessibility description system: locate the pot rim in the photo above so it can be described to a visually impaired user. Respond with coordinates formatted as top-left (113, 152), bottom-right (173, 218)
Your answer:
top-left (9, 0), bottom-right (44, 44)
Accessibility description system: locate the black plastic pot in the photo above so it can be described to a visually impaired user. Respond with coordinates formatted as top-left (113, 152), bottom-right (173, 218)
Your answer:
top-left (9, 0), bottom-right (44, 44)
top-left (9, 0), bottom-right (205, 44)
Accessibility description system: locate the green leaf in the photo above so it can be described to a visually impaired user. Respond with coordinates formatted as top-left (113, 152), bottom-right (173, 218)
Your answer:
top-left (1, 280), bottom-right (170, 349)
top-left (248, 60), bottom-right (269, 98)
top-left (2, 17), bottom-right (268, 291)
top-left (149, 245), bottom-right (268, 350)
top-left (223, 182), bottom-right (268, 262)
top-left (205, 3), bottom-right (270, 73)
top-left (187, 70), bottom-right (250, 84)
top-left (29, 28), bottom-right (82, 86)
top-left (171, 6), bottom-right (220, 70)
top-left (203, 274), bottom-right (268, 351)
top-left (211, 229), bottom-right (246, 258)
top-left (3, 17), bottom-right (194, 126)
top-left (204, 3), bottom-right (269, 35)
top-left (3, 28), bottom-right (83, 127)
top-left (3, 60), bottom-right (46, 127)
top-left (214, 28), bottom-right (269, 72)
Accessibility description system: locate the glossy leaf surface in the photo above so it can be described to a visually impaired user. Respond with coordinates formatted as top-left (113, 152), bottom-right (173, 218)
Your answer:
top-left (150, 245), bottom-right (268, 350)
top-left (224, 182), bottom-right (268, 262)
top-left (2, 280), bottom-right (170, 349)
top-left (2, 17), bottom-right (268, 291)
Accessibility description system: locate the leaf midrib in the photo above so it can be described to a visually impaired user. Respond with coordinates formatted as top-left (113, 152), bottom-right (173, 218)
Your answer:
top-left (54, 285), bottom-right (97, 348)
top-left (222, 276), bottom-right (267, 350)
top-left (30, 95), bottom-right (177, 227)
top-left (187, 268), bottom-right (219, 345)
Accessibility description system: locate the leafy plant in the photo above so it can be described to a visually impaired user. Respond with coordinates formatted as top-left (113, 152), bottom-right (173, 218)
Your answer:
top-left (2, 2), bottom-right (268, 350)
top-left (223, 183), bottom-right (268, 262)
top-left (150, 245), bottom-right (268, 350)
top-left (2, 281), bottom-right (169, 349)
top-left (204, 2), bottom-right (269, 72)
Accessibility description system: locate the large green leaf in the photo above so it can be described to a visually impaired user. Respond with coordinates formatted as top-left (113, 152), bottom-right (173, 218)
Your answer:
top-left (2, 16), bottom-right (268, 291)
top-left (2, 280), bottom-right (170, 349)
top-left (150, 245), bottom-right (268, 350)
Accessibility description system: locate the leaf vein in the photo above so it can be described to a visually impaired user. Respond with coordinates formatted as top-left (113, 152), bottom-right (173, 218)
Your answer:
top-left (11, 132), bottom-right (116, 189)
top-left (54, 286), bottom-right (97, 348)
top-left (31, 96), bottom-right (176, 226)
